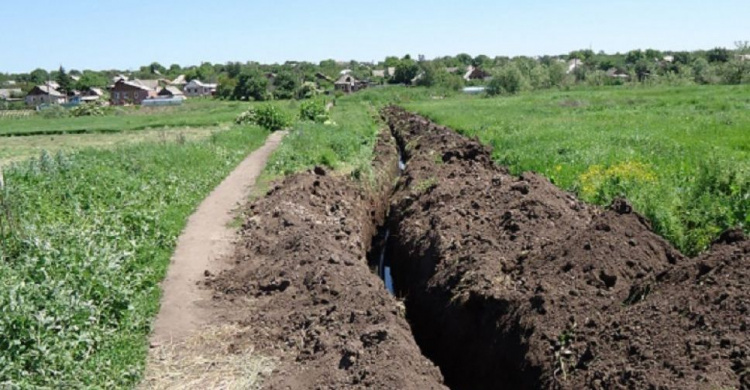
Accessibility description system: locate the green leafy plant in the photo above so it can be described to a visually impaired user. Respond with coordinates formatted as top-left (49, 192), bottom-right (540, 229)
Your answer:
top-left (299, 100), bottom-right (329, 123)
top-left (254, 104), bottom-right (291, 131)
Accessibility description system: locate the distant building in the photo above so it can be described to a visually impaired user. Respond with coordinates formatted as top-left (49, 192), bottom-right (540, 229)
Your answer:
top-left (566, 59), bottom-right (584, 74)
top-left (75, 87), bottom-right (105, 103)
top-left (170, 74), bottom-right (186, 86)
top-left (183, 80), bottom-right (216, 97)
top-left (110, 79), bottom-right (159, 105)
top-left (662, 55), bottom-right (674, 63)
top-left (334, 74), bottom-right (361, 94)
top-left (0, 88), bottom-right (22, 101)
top-left (372, 69), bottom-right (386, 78)
top-left (463, 65), bottom-right (490, 81)
top-left (25, 85), bottom-right (66, 106)
top-left (606, 68), bottom-right (629, 80)
top-left (158, 86), bottom-right (186, 99)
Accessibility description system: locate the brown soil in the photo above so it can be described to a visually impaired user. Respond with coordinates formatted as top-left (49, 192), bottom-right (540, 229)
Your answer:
top-left (207, 131), bottom-right (447, 389)
top-left (150, 130), bottom-right (287, 345)
top-left (382, 106), bottom-right (748, 390)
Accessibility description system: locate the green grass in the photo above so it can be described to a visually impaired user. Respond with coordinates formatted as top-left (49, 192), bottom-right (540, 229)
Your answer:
top-left (262, 97), bottom-right (381, 181)
top-left (402, 84), bottom-right (749, 255)
top-left (0, 100), bottom-right (251, 137)
top-left (0, 125), bottom-right (268, 388)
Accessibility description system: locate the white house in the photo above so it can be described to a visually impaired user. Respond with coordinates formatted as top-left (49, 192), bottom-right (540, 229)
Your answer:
top-left (183, 80), bottom-right (217, 97)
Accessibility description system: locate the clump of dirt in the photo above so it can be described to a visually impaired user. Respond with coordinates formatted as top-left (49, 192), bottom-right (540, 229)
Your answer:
top-left (382, 106), bottom-right (748, 390)
top-left (207, 131), bottom-right (447, 389)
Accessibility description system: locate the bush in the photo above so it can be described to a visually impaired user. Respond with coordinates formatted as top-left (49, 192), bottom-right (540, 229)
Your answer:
top-left (299, 100), bottom-right (329, 123)
top-left (487, 64), bottom-right (527, 96)
top-left (70, 104), bottom-right (106, 117)
top-left (254, 104), bottom-right (291, 131)
top-left (234, 108), bottom-right (257, 125)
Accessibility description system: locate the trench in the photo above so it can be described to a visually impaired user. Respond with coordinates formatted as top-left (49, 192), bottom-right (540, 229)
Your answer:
top-left (365, 115), bottom-right (539, 390)
top-left (367, 152), bottom-right (404, 296)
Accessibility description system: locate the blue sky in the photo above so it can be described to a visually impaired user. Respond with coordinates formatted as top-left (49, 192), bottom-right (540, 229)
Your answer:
top-left (1, 0), bottom-right (748, 73)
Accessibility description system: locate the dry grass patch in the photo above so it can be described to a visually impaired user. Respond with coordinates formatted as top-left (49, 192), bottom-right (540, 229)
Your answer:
top-left (141, 324), bottom-right (275, 390)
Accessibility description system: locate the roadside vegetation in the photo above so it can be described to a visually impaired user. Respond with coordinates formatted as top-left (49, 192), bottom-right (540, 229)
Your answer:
top-left (404, 85), bottom-right (749, 255)
top-left (262, 98), bottom-right (380, 181)
top-left (0, 126), bottom-right (268, 388)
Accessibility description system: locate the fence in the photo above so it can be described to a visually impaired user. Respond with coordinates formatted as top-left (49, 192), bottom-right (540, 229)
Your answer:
top-left (0, 110), bottom-right (35, 119)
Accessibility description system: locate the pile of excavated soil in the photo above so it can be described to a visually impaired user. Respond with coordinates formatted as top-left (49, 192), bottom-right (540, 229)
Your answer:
top-left (207, 132), bottom-right (447, 389)
top-left (383, 106), bottom-right (748, 390)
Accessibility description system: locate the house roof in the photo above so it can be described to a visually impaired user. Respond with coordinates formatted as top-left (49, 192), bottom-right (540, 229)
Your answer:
top-left (45, 80), bottom-right (60, 89)
top-left (29, 85), bottom-right (65, 97)
top-left (335, 74), bottom-right (358, 85)
top-left (186, 79), bottom-right (217, 88)
top-left (88, 87), bottom-right (104, 96)
top-left (160, 86), bottom-right (185, 96)
top-left (171, 74), bottom-right (186, 85)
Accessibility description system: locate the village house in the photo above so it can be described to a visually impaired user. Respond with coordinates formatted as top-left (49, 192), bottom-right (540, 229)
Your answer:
top-left (183, 79), bottom-right (216, 97)
top-left (158, 86), bottom-right (186, 99)
top-left (334, 74), bottom-right (362, 94)
top-left (463, 65), bottom-right (490, 81)
top-left (110, 79), bottom-right (159, 105)
top-left (25, 85), bottom-right (66, 106)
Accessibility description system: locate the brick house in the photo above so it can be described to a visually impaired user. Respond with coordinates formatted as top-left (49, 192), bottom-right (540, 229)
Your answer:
top-left (110, 79), bottom-right (159, 105)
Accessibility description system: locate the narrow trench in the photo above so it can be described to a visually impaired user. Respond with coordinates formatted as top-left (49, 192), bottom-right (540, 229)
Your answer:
top-left (366, 151), bottom-right (403, 296)
top-left (367, 129), bottom-right (528, 390)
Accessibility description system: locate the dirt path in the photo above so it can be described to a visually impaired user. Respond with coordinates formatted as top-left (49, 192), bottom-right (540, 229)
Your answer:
top-left (149, 131), bottom-right (286, 345)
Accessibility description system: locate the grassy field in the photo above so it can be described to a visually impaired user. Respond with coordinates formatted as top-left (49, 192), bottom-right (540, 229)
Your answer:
top-left (0, 99), bottom-right (249, 137)
top-left (262, 98), bottom-right (381, 180)
top-left (402, 85), bottom-right (749, 255)
top-left (0, 126), bottom-right (226, 166)
top-left (0, 108), bottom-right (269, 387)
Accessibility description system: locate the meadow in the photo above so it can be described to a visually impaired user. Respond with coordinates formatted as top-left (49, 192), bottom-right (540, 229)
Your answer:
top-left (403, 84), bottom-right (749, 255)
top-left (0, 105), bottom-right (269, 387)
top-left (0, 99), bottom-right (248, 137)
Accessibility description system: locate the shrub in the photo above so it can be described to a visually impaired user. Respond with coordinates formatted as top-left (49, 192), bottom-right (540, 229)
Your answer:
top-left (234, 108), bottom-right (257, 125)
top-left (299, 100), bottom-right (329, 123)
top-left (487, 64), bottom-right (527, 96)
top-left (254, 104), bottom-right (291, 131)
top-left (70, 104), bottom-right (106, 117)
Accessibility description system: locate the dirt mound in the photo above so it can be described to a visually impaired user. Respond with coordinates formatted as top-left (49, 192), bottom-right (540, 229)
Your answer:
top-left (382, 106), bottom-right (748, 390)
top-left (207, 131), bottom-right (447, 389)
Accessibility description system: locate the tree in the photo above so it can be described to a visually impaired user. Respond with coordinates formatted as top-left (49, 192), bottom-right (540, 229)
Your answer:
top-left (393, 59), bottom-right (419, 84)
top-left (381, 56), bottom-right (398, 68)
top-left (56, 66), bottom-right (73, 94)
top-left (75, 71), bottom-right (107, 90)
top-left (272, 71), bottom-right (299, 100)
top-left (706, 47), bottom-right (730, 63)
top-left (29, 68), bottom-right (49, 84)
top-left (455, 53), bottom-right (473, 66)
top-left (472, 55), bottom-right (491, 68)
top-left (487, 64), bottom-right (527, 96)
top-left (625, 49), bottom-right (645, 65)
top-left (149, 62), bottom-right (166, 75)
top-left (233, 71), bottom-right (269, 101)
top-left (216, 74), bottom-right (237, 100)
top-left (548, 61), bottom-right (567, 87)
top-left (415, 62), bottom-right (437, 87)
